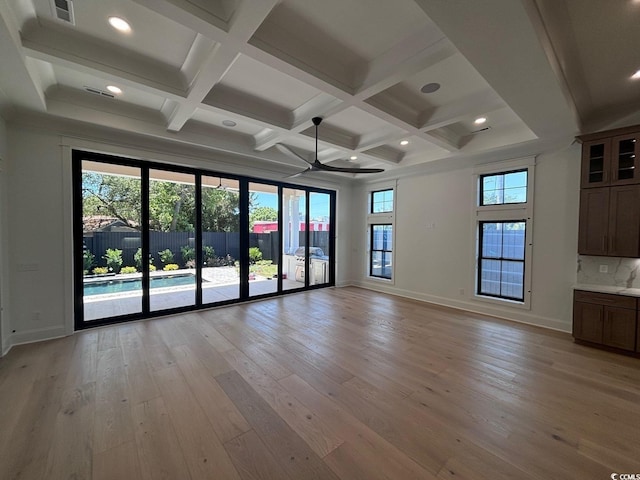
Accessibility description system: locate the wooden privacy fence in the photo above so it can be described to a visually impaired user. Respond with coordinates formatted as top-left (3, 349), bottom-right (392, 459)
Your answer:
top-left (84, 230), bottom-right (330, 268)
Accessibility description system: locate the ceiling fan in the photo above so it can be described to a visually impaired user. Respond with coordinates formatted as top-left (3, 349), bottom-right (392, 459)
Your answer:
top-left (276, 117), bottom-right (385, 177)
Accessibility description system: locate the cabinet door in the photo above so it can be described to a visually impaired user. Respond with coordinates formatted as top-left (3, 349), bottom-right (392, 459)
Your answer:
top-left (603, 307), bottom-right (636, 351)
top-left (578, 187), bottom-right (610, 255)
top-left (611, 134), bottom-right (640, 185)
top-left (608, 185), bottom-right (640, 257)
top-left (573, 301), bottom-right (603, 343)
top-left (581, 140), bottom-right (611, 188)
top-left (637, 312), bottom-right (640, 353)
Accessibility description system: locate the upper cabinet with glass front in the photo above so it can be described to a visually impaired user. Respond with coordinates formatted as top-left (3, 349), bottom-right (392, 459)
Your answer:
top-left (579, 127), bottom-right (640, 188)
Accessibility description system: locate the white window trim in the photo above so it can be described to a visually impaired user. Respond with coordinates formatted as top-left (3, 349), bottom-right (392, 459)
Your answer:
top-left (471, 157), bottom-right (535, 309)
top-left (366, 180), bottom-right (397, 285)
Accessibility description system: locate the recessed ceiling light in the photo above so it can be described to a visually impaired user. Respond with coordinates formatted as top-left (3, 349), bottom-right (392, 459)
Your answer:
top-left (474, 117), bottom-right (487, 125)
top-left (108, 16), bottom-right (131, 33)
top-left (400, 140), bottom-right (409, 146)
top-left (106, 85), bottom-right (122, 94)
top-left (420, 82), bottom-right (441, 94)
top-left (350, 155), bottom-right (358, 160)
top-left (632, 69), bottom-right (640, 80)
top-left (222, 120), bottom-right (237, 127)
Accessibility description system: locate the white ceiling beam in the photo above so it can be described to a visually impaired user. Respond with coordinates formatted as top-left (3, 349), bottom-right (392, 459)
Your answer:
top-left (249, 33), bottom-right (457, 154)
top-left (21, 23), bottom-right (187, 98)
top-left (164, 0), bottom-right (279, 132)
top-left (0, 2), bottom-right (46, 112)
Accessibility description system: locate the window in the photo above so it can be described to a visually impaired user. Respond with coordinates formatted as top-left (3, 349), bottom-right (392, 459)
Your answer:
top-left (74, 150), bottom-right (336, 329)
top-left (370, 224), bottom-right (393, 279)
top-left (371, 189), bottom-right (394, 213)
top-left (480, 169), bottom-right (527, 205)
top-left (367, 186), bottom-right (395, 282)
top-left (478, 221), bottom-right (526, 301)
top-left (473, 159), bottom-right (534, 306)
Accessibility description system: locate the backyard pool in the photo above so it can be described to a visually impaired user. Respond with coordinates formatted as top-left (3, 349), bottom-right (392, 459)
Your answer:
top-left (84, 274), bottom-right (197, 296)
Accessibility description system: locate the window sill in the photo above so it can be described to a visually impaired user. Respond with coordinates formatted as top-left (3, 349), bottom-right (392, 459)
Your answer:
top-left (473, 293), bottom-right (530, 310)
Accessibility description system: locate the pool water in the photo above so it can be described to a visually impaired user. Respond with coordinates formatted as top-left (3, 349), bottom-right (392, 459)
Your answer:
top-left (84, 274), bottom-right (196, 296)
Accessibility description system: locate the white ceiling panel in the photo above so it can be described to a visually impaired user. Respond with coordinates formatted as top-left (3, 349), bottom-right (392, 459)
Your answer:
top-left (216, 54), bottom-right (324, 112)
top-left (190, 108), bottom-right (263, 136)
top-left (31, 0), bottom-right (197, 69)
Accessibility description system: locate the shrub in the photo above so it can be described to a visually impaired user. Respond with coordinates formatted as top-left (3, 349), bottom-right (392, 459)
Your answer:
top-left (103, 248), bottom-right (123, 273)
top-left (134, 248), bottom-right (155, 271)
top-left (93, 266), bottom-right (109, 275)
top-left (149, 264), bottom-right (157, 272)
top-left (120, 266), bottom-right (137, 274)
top-left (83, 249), bottom-right (95, 274)
top-left (163, 263), bottom-right (179, 271)
top-left (249, 247), bottom-right (262, 263)
top-left (158, 248), bottom-right (174, 265)
top-left (203, 246), bottom-right (216, 265)
top-left (185, 259), bottom-right (196, 269)
top-left (181, 245), bottom-right (195, 266)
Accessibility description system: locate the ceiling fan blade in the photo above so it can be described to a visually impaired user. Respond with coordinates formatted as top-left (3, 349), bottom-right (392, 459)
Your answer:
top-left (274, 143), bottom-right (313, 167)
top-left (313, 161), bottom-right (384, 174)
top-left (285, 171), bottom-right (306, 179)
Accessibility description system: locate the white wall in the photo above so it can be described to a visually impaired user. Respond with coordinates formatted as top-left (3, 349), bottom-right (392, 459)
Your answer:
top-left (4, 122), bottom-right (352, 348)
top-left (0, 115), bottom-right (8, 354)
top-left (351, 144), bottom-right (581, 332)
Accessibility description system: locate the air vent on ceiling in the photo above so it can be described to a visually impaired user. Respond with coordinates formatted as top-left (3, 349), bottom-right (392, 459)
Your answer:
top-left (50, 0), bottom-right (75, 25)
top-left (83, 86), bottom-right (115, 98)
top-left (470, 126), bottom-right (491, 135)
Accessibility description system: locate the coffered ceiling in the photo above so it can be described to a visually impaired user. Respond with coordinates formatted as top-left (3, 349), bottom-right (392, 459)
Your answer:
top-left (0, 0), bottom-right (637, 178)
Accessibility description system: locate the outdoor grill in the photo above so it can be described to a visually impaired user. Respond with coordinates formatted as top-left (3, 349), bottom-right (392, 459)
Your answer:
top-left (294, 247), bottom-right (327, 283)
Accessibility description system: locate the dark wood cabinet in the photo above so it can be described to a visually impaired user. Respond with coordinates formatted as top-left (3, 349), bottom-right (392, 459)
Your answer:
top-left (612, 134), bottom-right (640, 185)
top-left (637, 314), bottom-right (640, 353)
top-left (580, 131), bottom-right (640, 188)
top-left (603, 307), bottom-right (636, 350)
top-left (573, 300), bottom-right (603, 343)
top-left (608, 185), bottom-right (640, 256)
top-left (578, 188), bottom-right (609, 255)
top-left (578, 184), bottom-right (640, 257)
top-left (573, 290), bottom-right (637, 352)
top-left (581, 139), bottom-right (611, 188)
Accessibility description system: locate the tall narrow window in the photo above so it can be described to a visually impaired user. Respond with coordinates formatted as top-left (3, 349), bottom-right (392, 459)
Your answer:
top-left (474, 159), bottom-right (534, 306)
top-left (478, 221), bottom-right (526, 301)
top-left (370, 224), bottom-right (393, 279)
top-left (367, 186), bottom-right (395, 282)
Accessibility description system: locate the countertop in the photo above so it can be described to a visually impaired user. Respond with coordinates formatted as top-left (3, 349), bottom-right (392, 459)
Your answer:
top-left (574, 283), bottom-right (640, 297)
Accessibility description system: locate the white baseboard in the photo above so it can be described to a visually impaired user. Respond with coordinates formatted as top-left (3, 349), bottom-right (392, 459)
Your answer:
top-left (351, 281), bottom-right (571, 333)
top-left (9, 325), bottom-right (70, 349)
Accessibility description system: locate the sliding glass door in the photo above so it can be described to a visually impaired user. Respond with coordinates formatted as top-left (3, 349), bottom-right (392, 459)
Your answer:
top-left (148, 169), bottom-right (197, 312)
top-left (248, 182), bottom-right (279, 297)
top-left (201, 176), bottom-right (240, 303)
top-left (73, 150), bottom-right (335, 329)
top-left (81, 161), bottom-right (143, 321)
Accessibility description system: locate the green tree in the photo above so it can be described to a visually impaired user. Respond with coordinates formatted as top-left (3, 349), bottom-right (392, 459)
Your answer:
top-left (202, 188), bottom-right (240, 232)
top-left (249, 206), bottom-right (277, 231)
top-left (82, 173), bottom-right (141, 228)
top-left (148, 181), bottom-right (195, 232)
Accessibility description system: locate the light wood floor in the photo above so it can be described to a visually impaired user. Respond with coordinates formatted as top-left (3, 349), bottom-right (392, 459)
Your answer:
top-left (1, 287), bottom-right (639, 479)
